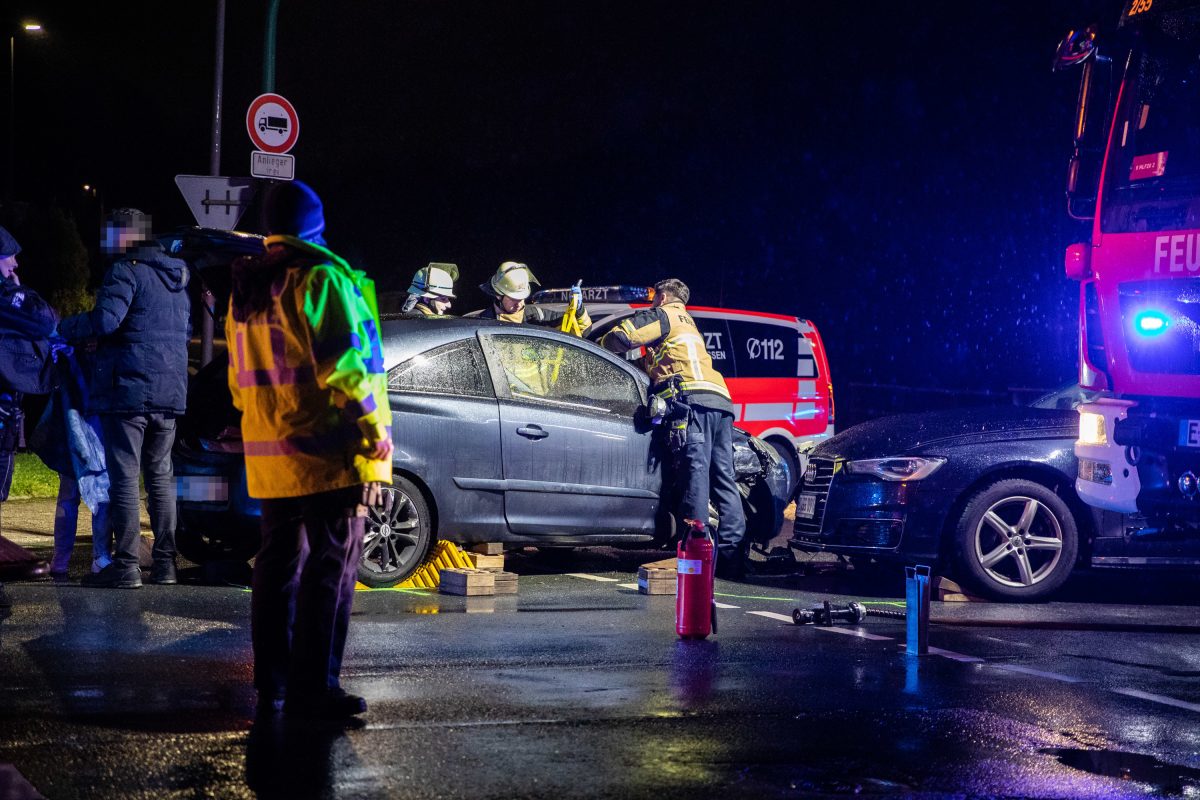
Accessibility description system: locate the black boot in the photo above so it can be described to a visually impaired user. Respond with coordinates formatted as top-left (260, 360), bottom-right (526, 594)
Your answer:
top-left (285, 688), bottom-right (367, 720)
top-left (81, 563), bottom-right (142, 589)
top-left (149, 560), bottom-right (177, 585)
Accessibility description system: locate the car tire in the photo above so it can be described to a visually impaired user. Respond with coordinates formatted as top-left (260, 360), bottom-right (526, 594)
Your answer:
top-left (176, 509), bottom-right (261, 564)
top-left (953, 479), bottom-right (1079, 601)
top-left (743, 479), bottom-right (784, 545)
top-left (358, 477), bottom-right (435, 588)
top-left (766, 438), bottom-right (800, 498)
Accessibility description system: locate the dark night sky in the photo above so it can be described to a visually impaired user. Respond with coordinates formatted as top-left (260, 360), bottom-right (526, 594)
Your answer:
top-left (4, 1), bottom-right (1122, 415)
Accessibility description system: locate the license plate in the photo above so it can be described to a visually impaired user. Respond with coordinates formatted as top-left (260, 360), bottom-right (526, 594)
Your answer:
top-left (1180, 420), bottom-right (1200, 448)
top-left (798, 493), bottom-right (817, 518)
top-left (176, 475), bottom-right (230, 503)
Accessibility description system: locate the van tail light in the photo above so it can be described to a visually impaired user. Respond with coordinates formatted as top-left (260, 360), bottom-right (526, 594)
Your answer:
top-left (827, 382), bottom-right (835, 424)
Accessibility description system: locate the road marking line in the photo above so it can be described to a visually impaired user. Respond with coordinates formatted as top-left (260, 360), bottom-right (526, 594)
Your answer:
top-left (616, 583), bottom-right (639, 590)
top-left (815, 626), bottom-right (893, 641)
top-left (714, 591), bottom-right (800, 602)
top-left (993, 664), bottom-right (1084, 683)
top-left (564, 573), bottom-right (620, 582)
top-left (927, 646), bottom-right (984, 663)
top-left (714, 601), bottom-right (740, 609)
top-left (1113, 688), bottom-right (1200, 714)
top-left (747, 611), bottom-right (795, 623)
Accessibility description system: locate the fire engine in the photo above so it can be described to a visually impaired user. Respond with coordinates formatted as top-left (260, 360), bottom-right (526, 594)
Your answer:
top-left (1057, 0), bottom-right (1200, 540)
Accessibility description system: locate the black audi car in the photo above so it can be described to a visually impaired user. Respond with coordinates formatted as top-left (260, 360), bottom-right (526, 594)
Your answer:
top-left (175, 314), bottom-right (789, 586)
top-left (788, 386), bottom-right (1164, 601)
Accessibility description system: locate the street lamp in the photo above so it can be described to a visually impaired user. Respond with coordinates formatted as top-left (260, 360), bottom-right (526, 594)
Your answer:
top-left (7, 21), bottom-right (45, 202)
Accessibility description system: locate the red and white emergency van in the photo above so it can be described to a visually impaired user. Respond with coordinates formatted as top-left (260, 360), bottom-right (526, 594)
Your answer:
top-left (531, 285), bottom-right (835, 490)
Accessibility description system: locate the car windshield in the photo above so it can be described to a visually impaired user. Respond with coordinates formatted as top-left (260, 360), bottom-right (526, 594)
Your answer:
top-left (1029, 384), bottom-right (1097, 411)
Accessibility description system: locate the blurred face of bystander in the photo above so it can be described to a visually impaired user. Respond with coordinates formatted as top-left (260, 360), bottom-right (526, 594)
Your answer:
top-left (101, 219), bottom-right (153, 256)
top-left (0, 255), bottom-right (17, 282)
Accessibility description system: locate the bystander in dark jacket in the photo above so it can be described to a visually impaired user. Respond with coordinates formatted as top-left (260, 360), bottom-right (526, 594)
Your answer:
top-left (0, 225), bottom-right (60, 600)
top-left (58, 208), bottom-right (190, 589)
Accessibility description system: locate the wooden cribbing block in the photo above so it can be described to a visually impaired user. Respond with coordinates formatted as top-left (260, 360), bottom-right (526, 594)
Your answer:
top-left (933, 575), bottom-right (987, 603)
top-left (642, 557), bottom-right (676, 570)
top-left (637, 566), bottom-right (677, 595)
top-left (469, 552), bottom-right (505, 571)
top-left (471, 542), bottom-right (505, 556)
top-left (438, 568), bottom-right (495, 596)
top-left (489, 570), bottom-right (519, 595)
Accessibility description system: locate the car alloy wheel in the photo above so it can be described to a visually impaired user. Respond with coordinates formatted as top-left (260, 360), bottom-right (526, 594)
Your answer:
top-left (973, 495), bottom-right (1064, 589)
top-left (954, 478), bottom-right (1079, 601)
top-left (358, 477), bottom-right (434, 588)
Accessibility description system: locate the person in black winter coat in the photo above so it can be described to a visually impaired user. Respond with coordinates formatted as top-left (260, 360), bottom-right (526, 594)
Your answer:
top-left (0, 225), bottom-right (61, 605)
top-left (58, 209), bottom-right (191, 589)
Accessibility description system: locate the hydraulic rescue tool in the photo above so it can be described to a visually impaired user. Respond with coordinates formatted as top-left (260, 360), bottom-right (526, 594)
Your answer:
top-left (676, 518), bottom-right (717, 639)
top-left (791, 600), bottom-right (867, 626)
top-left (558, 279), bottom-right (584, 336)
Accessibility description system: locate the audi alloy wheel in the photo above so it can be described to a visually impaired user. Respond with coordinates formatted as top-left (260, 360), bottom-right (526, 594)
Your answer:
top-left (954, 478), bottom-right (1079, 600)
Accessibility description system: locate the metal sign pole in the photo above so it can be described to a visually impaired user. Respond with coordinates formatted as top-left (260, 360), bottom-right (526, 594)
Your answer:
top-left (200, 0), bottom-right (228, 368)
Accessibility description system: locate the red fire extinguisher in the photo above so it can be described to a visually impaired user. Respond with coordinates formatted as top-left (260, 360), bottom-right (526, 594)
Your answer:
top-left (676, 518), bottom-right (717, 639)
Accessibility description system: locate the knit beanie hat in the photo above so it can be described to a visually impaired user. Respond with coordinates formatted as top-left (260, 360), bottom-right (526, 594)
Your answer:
top-left (0, 227), bottom-right (19, 258)
top-left (262, 181), bottom-right (325, 242)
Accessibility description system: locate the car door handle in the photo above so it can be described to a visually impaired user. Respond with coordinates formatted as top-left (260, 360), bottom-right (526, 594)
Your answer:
top-left (517, 425), bottom-right (549, 440)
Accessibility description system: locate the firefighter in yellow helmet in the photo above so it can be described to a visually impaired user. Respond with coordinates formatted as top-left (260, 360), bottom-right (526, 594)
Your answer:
top-left (600, 278), bottom-right (746, 578)
top-left (401, 262), bottom-right (458, 316)
top-left (476, 261), bottom-right (591, 335)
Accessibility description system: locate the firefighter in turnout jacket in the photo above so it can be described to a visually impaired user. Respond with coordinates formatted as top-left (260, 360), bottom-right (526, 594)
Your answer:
top-left (600, 278), bottom-right (746, 577)
top-left (227, 181), bottom-right (392, 721)
top-left (477, 261), bottom-right (592, 334)
top-left (401, 262), bottom-right (458, 316)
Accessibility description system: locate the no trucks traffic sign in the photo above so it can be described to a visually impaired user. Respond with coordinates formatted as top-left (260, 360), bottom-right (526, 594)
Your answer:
top-left (246, 93), bottom-right (299, 154)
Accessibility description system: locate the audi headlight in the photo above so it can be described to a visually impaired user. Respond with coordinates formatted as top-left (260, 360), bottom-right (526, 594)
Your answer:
top-left (844, 456), bottom-right (946, 482)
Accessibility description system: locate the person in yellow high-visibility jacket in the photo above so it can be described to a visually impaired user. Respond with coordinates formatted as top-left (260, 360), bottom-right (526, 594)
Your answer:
top-left (227, 181), bottom-right (392, 722)
top-left (600, 278), bottom-right (746, 579)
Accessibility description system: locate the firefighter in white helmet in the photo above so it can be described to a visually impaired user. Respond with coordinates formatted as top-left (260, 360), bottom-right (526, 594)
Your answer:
top-left (476, 261), bottom-right (591, 335)
top-left (401, 262), bottom-right (458, 316)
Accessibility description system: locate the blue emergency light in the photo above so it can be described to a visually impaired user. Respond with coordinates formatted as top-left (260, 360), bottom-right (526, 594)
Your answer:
top-left (1133, 309), bottom-right (1170, 337)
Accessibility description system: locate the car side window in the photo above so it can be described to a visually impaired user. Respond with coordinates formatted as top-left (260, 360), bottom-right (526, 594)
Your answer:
top-left (387, 339), bottom-right (494, 398)
top-left (488, 334), bottom-right (641, 416)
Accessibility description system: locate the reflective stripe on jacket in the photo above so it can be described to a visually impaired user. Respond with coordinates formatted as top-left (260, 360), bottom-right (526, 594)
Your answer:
top-left (226, 235), bottom-right (392, 499)
top-left (600, 301), bottom-right (730, 399)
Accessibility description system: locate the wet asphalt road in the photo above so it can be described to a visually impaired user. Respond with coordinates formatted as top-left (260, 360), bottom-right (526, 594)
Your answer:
top-left (2, 549), bottom-right (1200, 799)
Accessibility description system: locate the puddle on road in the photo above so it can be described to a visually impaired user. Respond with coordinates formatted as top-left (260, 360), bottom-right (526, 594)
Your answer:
top-left (1043, 748), bottom-right (1200, 795)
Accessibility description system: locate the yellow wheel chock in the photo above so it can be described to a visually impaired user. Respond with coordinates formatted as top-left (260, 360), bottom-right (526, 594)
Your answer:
top-left (355, 540), bottom-right (477, 591)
